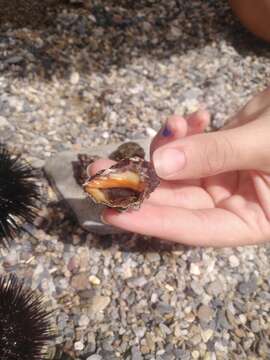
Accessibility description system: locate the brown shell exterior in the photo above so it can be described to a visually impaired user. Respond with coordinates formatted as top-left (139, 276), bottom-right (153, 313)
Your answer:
top-left (72, 154), bottom-right (100, 186)
top-left (83, 157), bottom-right (160, 210)
top-left (109, 142), bottom-right (145, 161)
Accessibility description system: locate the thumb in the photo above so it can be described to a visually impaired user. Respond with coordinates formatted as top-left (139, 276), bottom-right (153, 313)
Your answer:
top-left (152, 120), bottom-right (267, 180)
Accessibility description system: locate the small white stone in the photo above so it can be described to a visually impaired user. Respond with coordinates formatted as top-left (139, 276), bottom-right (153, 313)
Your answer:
top-left (151, 293), bottom-right (158, 303)
top-left (89, 275), bottom-right (101, 285)
top-left (102, 131), bottom-right (109, 139)
top-left (201, 329), bottom-right (214, 343)
top-left (156, 349), bottom-right (165, 356)
top-left (129, 84), bottom-right (144, 94)
top-left (192, 350), bottom-right (200, 359)
top-left (165, 284), bottom-right (174, 292)
top-left (239, 314), bottom-right (247, 324)
top-left (122, 266), bottom-right (133, 279)
top-left (229, 255), bottom-right (240, 267)
top-left (70, 72), bottom-right (80, 85)
top-left (190, 263), bottom-right (201, 276)
top-left (78, 314), bottom-right (90, 327)
top-left (146, 127), bottom-right (157, 137)
top-left (74, 341), bottom-right (84, 351)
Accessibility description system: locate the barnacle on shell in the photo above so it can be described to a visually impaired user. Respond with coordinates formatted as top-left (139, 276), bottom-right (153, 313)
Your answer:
top-left (83, 157), bottom-right (160, 210)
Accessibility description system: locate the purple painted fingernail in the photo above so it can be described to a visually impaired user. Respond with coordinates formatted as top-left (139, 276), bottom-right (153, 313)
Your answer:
top-left (161, 125), bottom-right (172, 137)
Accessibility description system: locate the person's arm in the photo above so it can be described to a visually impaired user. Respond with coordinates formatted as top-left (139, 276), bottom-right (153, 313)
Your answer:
top-left (229, 0), bottom-right (270, 42)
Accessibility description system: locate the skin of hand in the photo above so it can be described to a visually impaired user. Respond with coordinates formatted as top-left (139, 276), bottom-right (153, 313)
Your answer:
top-left (88, 88), bottom-right (270, 247)
top-left (229, 0), bottom-right (270, 42)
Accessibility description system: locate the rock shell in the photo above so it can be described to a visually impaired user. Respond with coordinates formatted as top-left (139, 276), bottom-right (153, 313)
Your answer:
top-left (83, 157), bottom-right (160, 210)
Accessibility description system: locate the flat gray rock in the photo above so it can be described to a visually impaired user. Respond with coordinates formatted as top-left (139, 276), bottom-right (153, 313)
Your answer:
top-left (43, 139), bottom-right (151, 234)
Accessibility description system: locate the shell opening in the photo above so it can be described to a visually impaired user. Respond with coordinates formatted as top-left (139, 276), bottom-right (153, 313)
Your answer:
top-left (83, 170), bottom-right (145, 207)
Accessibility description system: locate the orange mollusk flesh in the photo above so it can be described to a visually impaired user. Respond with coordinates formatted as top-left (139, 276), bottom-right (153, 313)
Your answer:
top-left (84, 171), bottom-right (145, 192)
top-left (83, 157), bottom-right (160, 210)
top-left (83, 169), bottom-right (146, 209)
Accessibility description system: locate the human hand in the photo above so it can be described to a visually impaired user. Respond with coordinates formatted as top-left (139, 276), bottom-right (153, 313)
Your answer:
top-left (89, 88), bottom-right (270, 247)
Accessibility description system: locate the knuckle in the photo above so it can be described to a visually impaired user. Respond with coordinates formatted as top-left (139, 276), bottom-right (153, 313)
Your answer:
top-left (202, 134), bottom-right (234, 176)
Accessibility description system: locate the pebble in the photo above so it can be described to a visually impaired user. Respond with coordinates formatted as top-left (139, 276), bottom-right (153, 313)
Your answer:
top-left (70, 72), bottom-right (80, 85)
top-left (145, 252), bottom-right (161, 262)
top-left (146, 127), bottom-right (157, 137)
top-left (78, 314), bottom-right (90, 327)
top-left (250, 320), bottom-right (260, 333)
top-left (131, 346), bottom-right (143, 360)
top-left (229, 255), bottom-right (240, 268)
top-left (239, 314), bottom-right (247, 324)
top-left (89, 275), bottom-right (101, 285)
top-left (192, 350), bottom-right (200, 359)
top-left (145, 333), bottom-right (155, 351)
top-left (190, 280), bottom-right (204, 295)
top-left (5, 55), bottom-right (24, 65)
top-left (89, 295), bottom-right (111, 313)
top-left (201, 329), bottom-right (214, 343)
top-left (74, 341), bottom-right (84, 351)
top-left (71, 273), bottom-right (90, 290)
top-left (238, 276), bottom-right (257, 296)
top-left (165, 284), bottom-right (174, 292)
top-left (102, 131), bottom-right (109, 139)
top-left (155, 302), bottom-right (174, 315)
top-left (206, 280), bottom-right (224, 296)
top-left (128, 276), bottom-right (148, 288)
top-left (216, 309), bottom-right (232, 330)
top-left (0, 116), bottom-right (10, 128)
top-left (151, 293), bottom-right (158, 303)
top-left (197, 305), bottom-right (213, 322)
top-left (190, 263), bottom-right (201, 276)
top-left (87, 356), bottom-right (102, 360)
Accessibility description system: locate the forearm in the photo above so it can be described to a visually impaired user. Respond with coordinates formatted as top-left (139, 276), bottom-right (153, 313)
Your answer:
top-left (229, 0), bottom-right (270, 42)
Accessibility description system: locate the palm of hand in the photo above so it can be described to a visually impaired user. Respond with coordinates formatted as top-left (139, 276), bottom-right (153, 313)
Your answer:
top-left (153, 168), bottom-right (270, 246)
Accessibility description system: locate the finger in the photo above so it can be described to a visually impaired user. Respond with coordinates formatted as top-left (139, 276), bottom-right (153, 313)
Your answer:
top-left (102, 203), bottom-right (254, 247)
top-left (87, 159), bottom-right (116, 176)
top-left (152, 120), bottom-right (268, 180)
top-left (146, 181), bottom-right (214, 209)
top-left (224, 87), bottom-right (270, 129)
top-left (186, 108), bottom-right (210, 135)
top-left (150, 109), bottom-right (210, 158)
top-left (86, 156), bottom-right (212, 208)
top-left (150, 115), bottom-right (188, 158)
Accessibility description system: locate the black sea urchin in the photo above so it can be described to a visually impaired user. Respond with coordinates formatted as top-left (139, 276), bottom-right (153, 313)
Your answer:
top-left (0, 274), bottom-right (53, 360)
top-left (0, 144), bottom-right (41, 245)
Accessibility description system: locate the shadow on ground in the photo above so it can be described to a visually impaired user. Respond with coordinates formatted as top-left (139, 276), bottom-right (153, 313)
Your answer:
top-left (1, 0), bottom-right (269, 80)
top-left (36, 198), bottom-right (188, 254)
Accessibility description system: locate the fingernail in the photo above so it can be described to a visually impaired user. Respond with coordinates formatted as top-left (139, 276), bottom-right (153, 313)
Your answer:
top-left (153, 148), bottom-right (186, 178)
top-left (161, 125), bottom-right (173, 137)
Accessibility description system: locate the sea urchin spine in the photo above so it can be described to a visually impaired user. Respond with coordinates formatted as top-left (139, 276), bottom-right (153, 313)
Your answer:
top-left (0, 144), bottom-right (41, 246)
top-left (0, 273), bottom-right (53, 360)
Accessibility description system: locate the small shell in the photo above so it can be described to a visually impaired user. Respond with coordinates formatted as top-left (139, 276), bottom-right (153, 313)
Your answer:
top-left (109, 142), bottom-right (145, 161)
top-left (83, 157), bottom-right (160, 210)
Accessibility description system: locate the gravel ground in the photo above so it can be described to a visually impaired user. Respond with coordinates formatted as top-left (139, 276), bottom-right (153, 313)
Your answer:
top-left (1, 1), bottom-right (270, 359)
